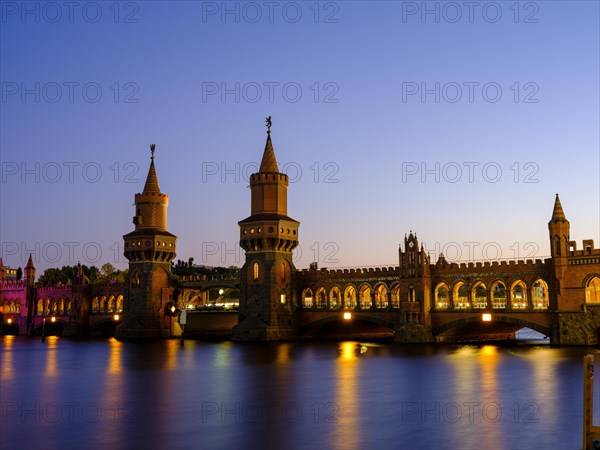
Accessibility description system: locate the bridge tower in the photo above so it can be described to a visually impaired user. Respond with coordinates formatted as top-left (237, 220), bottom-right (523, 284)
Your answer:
top-left (395, 232), bottom-right (433, 343)
top-left (548, 194), bottom-right (570, 311)
top-left (24, 255), bottom-right (36, 335)
top-left (116, 145), bottom-right (178, 339)
top-left (233, 119), bottom-right (300, 341)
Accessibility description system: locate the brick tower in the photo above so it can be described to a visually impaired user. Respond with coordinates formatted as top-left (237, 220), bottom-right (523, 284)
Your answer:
top-left (233, 118), bottom-right (300, 341)
top-left (116, 145), bottom-right (177, 339)
top-left (548, 193), bottom-right (570, 311)
top-left (395, 232), bottom-right (433, 342)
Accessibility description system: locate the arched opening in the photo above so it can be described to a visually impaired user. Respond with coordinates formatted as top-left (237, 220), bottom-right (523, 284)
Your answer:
top-left (359, 285), bottom-right (371, 310)
top-left (36, 299), bottom-right (43, 315)
top-left (131, 270), bottom-right (141, 289)
top-left (100, 295), bottom-right (108, 313)
top-left (472, 282), bottom-right (487, 309)
top-left (108, 295), bottom-right (116, 313)
top-left (586, 277), bottom-right (600, 304)
top-left (491, 281), bottom-right (507, 309)
top-left (58, 298), bottom-right (64, 315)
top-left (280, 262), bottom-right (286, 282)
top-left (511, 281), bottom-right (528, 309)
top-left (315, 287), bottom-right (327, 309)
top-left (374, 284), bottom-right (388, 309)
top-left (453, 282), bottom-right (469, 309)
top-left (116, 295), bottom-right (124, 312)
top-left (302, 288), bottom-right (314, 308)
top-left (390, 284), bottom-right (400, 309)
top-left (407, 285), bottom-right (415, 302)
top-left (252, 262), bottom-right (259, 282)
top-left (65, 298), bottom-right (71, 314)
top-left (532, 279), bottom-right (549, 310)
top-left (343, 285), bottom-right (357, 310)
top-left (329, 286), bottom-right (341, 310)
top-left (92, 297), bottom-right (99, 313)
top-left (435, 283), bottom-right (449, 310)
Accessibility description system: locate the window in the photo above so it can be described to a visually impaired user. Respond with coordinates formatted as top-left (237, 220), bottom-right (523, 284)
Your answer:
top-left (253, 262), bottom-right (259, 281)
top-left (281, 262), bottom-right (286, 282)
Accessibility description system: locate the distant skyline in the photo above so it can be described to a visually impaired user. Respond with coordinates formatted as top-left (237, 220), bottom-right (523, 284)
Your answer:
top-left (1, 1), bottom-right (598, 274)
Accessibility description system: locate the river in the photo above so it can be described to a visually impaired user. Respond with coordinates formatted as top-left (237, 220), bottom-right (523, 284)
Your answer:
top-left (0, 336), bottom-right (594, 449)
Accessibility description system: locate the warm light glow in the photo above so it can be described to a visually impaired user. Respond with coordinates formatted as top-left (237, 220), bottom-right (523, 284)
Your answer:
top-left (113, 314), bottom-right (120, 321)
top-left (50, 316), bottom-right (56, 323)
top-left (6, 318), bottom-right (12, 324)
top-left (219, 289), bottom-right (224, 296)
top-left (343, 312), bottom-right (352, 320)
top-left (482, 313), bottom-right (492, 322)
top-left (170, 305), bottom-right (176, 313)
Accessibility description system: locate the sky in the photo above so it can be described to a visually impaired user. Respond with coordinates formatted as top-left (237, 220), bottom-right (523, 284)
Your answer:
top-left (1, 0), bottom-right (599, 274)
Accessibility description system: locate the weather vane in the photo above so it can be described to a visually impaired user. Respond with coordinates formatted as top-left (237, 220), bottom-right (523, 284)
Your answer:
top-left (266, 116), bottom-right (272, 133)
top-left (150, 144), bottom-right (155, 160)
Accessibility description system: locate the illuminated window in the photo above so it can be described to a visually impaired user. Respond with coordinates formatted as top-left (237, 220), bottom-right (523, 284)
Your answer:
top-left (586, 277), bottom-right (600, 303)
top-left (281, 262), bottom-right (286, 282)
top-left (253, 262), bottom-right (259, 281)
top-left (280, 294), bottom-right (286, 304)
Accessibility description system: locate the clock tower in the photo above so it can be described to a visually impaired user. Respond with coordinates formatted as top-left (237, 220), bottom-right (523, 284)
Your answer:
top-left (396, 232), bottom-right (433, 342)
top-left (232, 118), bottom-right (300, 341)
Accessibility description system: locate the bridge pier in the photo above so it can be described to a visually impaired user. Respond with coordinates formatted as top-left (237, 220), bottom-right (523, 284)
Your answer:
top-left (393, 324), bottom-right (434, 344)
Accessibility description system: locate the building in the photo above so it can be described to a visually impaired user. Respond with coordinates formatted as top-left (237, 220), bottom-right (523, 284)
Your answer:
top-left (1, 122), bottom-right (599, 344)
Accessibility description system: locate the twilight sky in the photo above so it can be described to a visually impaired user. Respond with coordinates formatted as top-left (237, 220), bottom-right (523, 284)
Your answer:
top-left (1, 1), bottom-right (599, 274)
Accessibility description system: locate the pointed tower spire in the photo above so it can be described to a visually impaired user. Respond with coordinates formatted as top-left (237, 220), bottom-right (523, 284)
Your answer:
top-left (143, 144), bottom-right (161, 194)
top-left (26, 254), bottom-right (34, 268)
top-left (551, 193), bottom-right (567, 221)
top-left (259, 116), bottom-right (279, 173)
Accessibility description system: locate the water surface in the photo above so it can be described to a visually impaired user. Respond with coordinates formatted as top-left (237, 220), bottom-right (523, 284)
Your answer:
top-left (0, 336), bottom-right (593, 449)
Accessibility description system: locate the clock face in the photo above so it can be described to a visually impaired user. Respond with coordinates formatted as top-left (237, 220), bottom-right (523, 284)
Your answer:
top-left (408, 241), bottom-right (414, 248)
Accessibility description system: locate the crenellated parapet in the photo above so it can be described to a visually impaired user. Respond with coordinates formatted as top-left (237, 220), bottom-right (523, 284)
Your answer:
top-left (297, 266), bottom-right (399, 286)
top-left (0, 280), bottom-right (26, 290)
top-left (432, 258), bottom-right (550, 277)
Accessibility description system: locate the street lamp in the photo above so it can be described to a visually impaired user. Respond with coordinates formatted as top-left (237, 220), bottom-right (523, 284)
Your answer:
top-left (42, 317), bottom-right (46, 342)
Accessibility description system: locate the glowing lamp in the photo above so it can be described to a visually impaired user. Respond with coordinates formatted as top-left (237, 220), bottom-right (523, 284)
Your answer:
top-left (7, 318), bottom-right (12, 324)
top-left (482, 313), bottom-right (492, 322)
top-left (50, 316), bottom-right (56, 323)
top-left (113, 314), bottom-right (120, 321)
top-left (170, 305), bottom-right (176, 313)
top-left (343, 312), bottom-right (352, 320)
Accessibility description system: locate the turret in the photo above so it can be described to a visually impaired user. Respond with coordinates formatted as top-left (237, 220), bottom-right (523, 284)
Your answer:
top-left (548, 194), bottom-right (570, 258)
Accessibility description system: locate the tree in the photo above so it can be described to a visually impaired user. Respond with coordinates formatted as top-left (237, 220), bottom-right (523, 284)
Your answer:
top-left (172, 257), bottom-right (196, 276)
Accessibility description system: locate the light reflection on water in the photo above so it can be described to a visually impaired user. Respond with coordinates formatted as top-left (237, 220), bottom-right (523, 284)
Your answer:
top-left (0, 336), bottom-right (594, 450)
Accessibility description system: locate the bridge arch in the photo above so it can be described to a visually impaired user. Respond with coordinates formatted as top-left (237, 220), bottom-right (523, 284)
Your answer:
top-left (342, 284), bottom-right (357, 310)
top-left (510, 280), bottom-right (528, 309)
top-left (329, 285), bottom-right (342, 310)
top-left (390, 283), bottom-right (400, 308)
top-left (434, 282), bottom-right (450, 310)
top-left (584, 274), bottom-right (600, 303)
top-left (373, 282), bottom-right (388, 309)
top-left (490, 280), bottom-right (507, 309)
top-left (433, 316), bottom-right (552, 339)
top-left (359, 284), bottom-right (371, 310)
top-left (301, 287), bottom-right (314, 308)
top-left (452, 281), bottom-right (469, 309)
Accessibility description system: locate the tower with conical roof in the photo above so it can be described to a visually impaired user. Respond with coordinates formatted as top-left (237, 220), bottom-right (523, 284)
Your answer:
top-left (548, 193), bottom-right (571, 312)
top-left (116, 145), bottom-right (178, 339)
top-left (549, 194), bottom-right (570, 259)
top-left (233, 118), bottom-right (300, 341)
